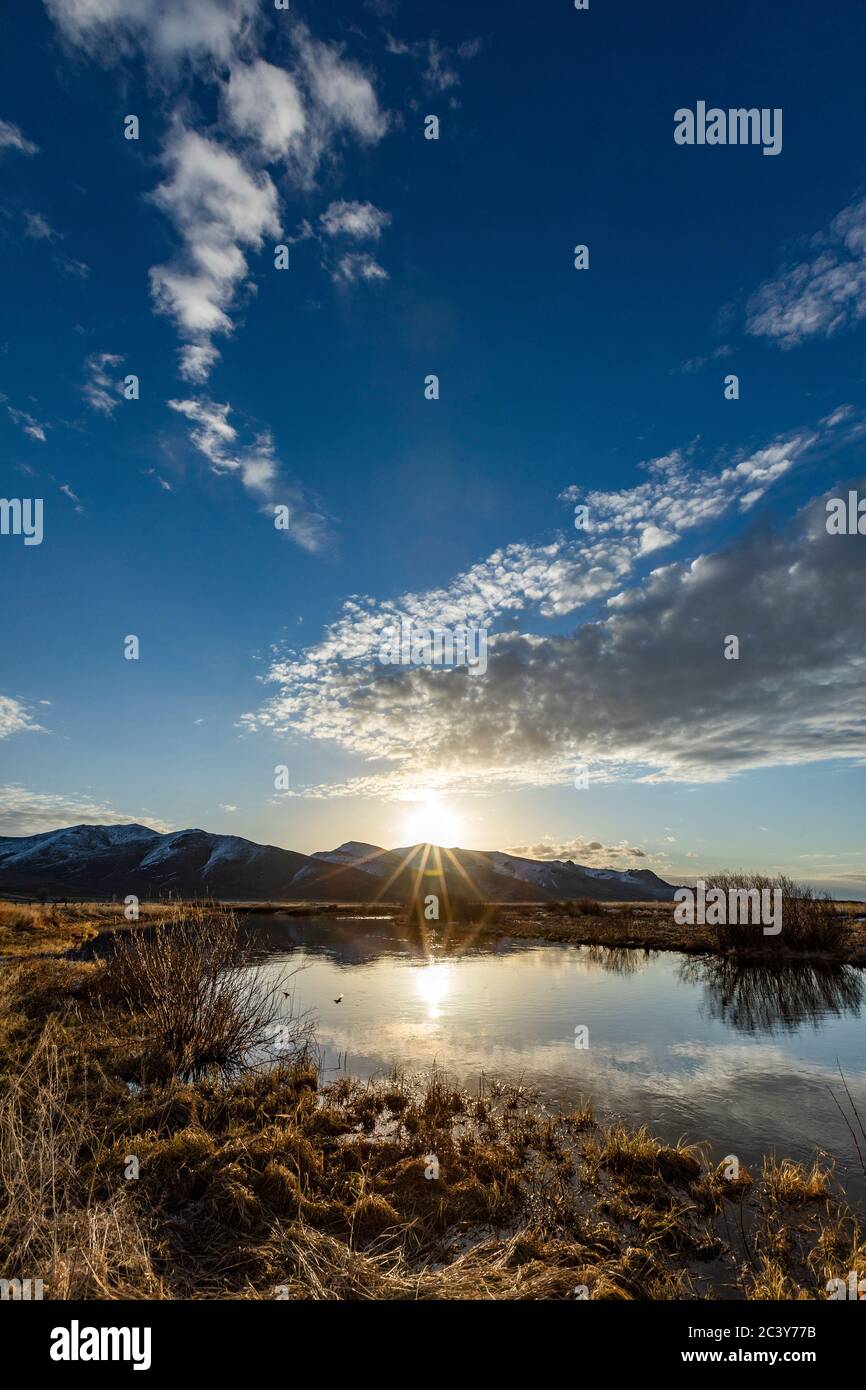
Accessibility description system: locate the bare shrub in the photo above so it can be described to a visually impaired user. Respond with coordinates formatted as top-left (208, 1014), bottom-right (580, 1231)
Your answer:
top-left (102, 908), bottom-right (304, 1079)
top-left (703, 873), bottom-right (843, 951)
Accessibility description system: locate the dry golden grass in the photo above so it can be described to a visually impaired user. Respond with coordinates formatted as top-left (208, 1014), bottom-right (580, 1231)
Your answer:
top-left (0, 899), bottom-right (188, 957)
top-left (762, 1156), bottom-right (832, 1207)
top-left (748, 1256), bottom-right (814, 1301)
top-left (595, 1123), bottom-right (703, 1185)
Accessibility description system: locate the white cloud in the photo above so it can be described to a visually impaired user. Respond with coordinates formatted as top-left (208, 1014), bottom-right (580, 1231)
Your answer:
top-left (677, 344), bottom-right (731, 374)
top-left (167, 396), bottom-right (236, 460)
top-left (823, 404), bottom-right (854, 428)
top-left (144, 467), bottom-right (173, 491)
top-left (320, 199), bottom-right (391, 241)
top-left (0, 697), bottom-right (44, 740)
top-left (0, 783), bottom-right (171, 837)
top-left (295, 24), bottom-right (388, 144)
top-left (83, 350), bottom-right (124, 414)
top-left (333, 251), bottom-right (388, 284)
top-left (149, 126), bottom-right (280, 380)
top-left (44, 0), bottom-right (259, 69)
top-left (55, 252), bottom-right (90, 279)
top-left (747, 195), bottom-right (866, 347)
top-left (245, 479), bottom-right (866, 795)
top-left (240, 425), bottom-right (863, 795)
top-left (505, 837), bottom-right (650, 865)
top-left (0, 118), bottom-right (38, 156)
top-left (60, 483), bottom-right (83, 512)
top-left (423, 38), bottom-right (460, 92)
top-left (167, 395), bottom-right (331, 550)
top-left (43, 1), bottom-right (391, 535)
top-left (178, 343), bottom-right (220, 385)
top-left (224, 59), bottom-right (305, 159)
top-left (23, 210), bottom-right (59, 241)
top-left (385, 33), bottom-right (481, 91)
top-left (5, 403), bottom-right (48, 441)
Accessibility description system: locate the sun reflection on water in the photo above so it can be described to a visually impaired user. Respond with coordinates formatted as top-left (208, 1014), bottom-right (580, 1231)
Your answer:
top-left (415, 961), bottom-right (452, 1019)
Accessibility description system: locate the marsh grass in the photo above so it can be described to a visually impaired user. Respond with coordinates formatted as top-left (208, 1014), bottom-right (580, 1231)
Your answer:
top-left (595, 1124), bottom-right (703, 1185)
top-left (0, 900), bottom-right (105, 956)
top-left (0, 1016), bottom-right (163, 1298)
top-left (761, 1156), bottom-right (832, 1207)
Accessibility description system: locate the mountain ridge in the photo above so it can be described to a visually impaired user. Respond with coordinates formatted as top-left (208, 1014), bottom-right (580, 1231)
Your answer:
top-left (0, 824), bottom-right (676, 903)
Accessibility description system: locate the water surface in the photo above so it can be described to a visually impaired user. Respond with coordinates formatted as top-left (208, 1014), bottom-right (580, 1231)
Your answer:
top-left (242, 914), bottom-right (866, 1204)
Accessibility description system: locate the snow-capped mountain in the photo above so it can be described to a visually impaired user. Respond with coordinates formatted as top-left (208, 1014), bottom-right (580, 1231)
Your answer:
top-left (0, 822), bottom-right (160, 868)
top-left (0, 825), bottom-right (675, 903)
top-left (485, 851), bottom-right (674, 901)
top-left (314, 842), bottom-right (675, 903)
top-left (310, 842), bottom-right (394, 878)
top-left (0, 824), bottom-right (363, 901)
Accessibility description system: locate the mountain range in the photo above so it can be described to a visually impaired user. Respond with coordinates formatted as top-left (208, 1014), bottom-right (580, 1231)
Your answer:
top-left (0, 824), bottom-right (676, 903)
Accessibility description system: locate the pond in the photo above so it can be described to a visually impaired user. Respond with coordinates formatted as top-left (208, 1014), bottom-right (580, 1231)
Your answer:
top-left (241, 913), bottom-right (866, 1206)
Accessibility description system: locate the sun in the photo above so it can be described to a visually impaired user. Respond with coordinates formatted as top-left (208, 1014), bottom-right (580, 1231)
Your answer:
top-left (400, 796), bottom-right (465, 847)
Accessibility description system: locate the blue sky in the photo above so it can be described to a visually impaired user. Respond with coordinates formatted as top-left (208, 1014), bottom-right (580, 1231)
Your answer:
top-left (1, 0), bottom-right (865, 894)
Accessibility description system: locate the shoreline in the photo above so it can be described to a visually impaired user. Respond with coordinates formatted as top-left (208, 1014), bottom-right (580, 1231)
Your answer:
top-left (2, 898), bottom-right (865, 966)
top-left (460, 905), bottom-right (866, 966)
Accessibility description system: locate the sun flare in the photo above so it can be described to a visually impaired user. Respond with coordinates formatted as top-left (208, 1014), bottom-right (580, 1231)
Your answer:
top-left (400, 796), bottom-right (465, 847)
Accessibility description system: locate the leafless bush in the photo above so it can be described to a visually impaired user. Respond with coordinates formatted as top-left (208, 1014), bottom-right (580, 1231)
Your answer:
top-left (704, 872), bottom-right (843, 951)
top-left (102, 908), bottom-right (306, 1079)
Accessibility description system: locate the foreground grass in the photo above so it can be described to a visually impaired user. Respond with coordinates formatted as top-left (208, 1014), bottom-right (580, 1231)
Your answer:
top-left (0, 922), bottom-right (863, 1300)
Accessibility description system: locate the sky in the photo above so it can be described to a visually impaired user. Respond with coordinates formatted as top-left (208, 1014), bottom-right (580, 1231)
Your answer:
top-left (1, 0), bottom-right (865, 895)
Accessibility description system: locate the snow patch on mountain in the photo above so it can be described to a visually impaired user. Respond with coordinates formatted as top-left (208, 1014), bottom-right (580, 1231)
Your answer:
top-left (0, 823), bottom-right (159, 867)
top-left (202, 836), bottom-right (265, 873)
top-left (311, 842), bottom-right (391, 877)
top-left (583, 867), bottom-right (642, 884)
